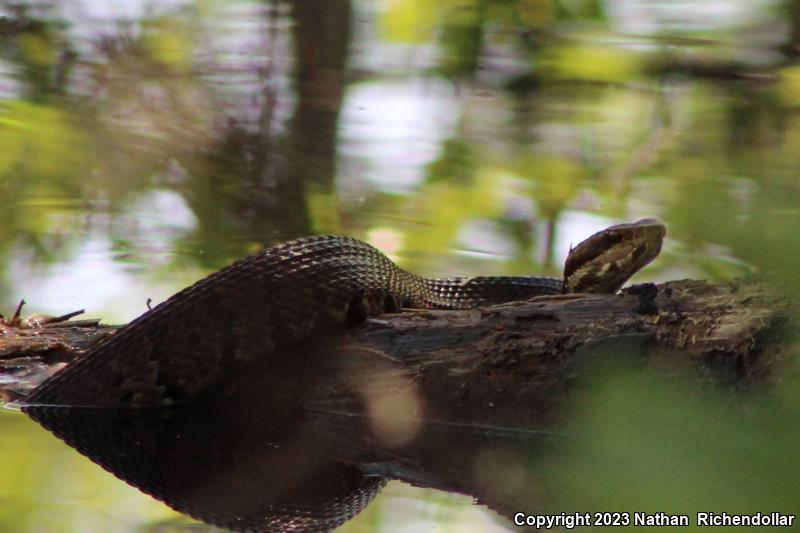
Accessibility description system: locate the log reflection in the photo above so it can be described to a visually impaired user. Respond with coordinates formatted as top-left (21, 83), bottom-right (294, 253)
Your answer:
top-left (23, 335), bottom-right (564, 532)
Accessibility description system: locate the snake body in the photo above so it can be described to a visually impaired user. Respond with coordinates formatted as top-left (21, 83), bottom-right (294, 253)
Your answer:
top-left (24, 219), bottom-right (664, 409)
top-left (23, 236), bottom-right (564, 408)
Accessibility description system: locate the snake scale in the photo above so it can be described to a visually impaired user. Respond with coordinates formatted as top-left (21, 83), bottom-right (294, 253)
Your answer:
top-left (21, 218), bottom-right (665, 533)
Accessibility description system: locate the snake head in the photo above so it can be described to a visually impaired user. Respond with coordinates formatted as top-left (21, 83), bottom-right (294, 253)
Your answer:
top-left (562, 218), bottom-right (666, 294)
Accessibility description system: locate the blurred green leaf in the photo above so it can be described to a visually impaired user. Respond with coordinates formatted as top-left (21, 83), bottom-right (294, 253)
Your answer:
top-left (544, 367), bottom-right (800, 529)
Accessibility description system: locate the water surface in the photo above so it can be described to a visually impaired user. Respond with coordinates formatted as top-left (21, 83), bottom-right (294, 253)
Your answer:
top-left (1, 0), bottom-right (799, 531)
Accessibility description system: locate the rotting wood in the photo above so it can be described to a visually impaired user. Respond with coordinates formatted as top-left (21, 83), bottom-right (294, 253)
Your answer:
top-left (0, 309), bottom-right (113, 402)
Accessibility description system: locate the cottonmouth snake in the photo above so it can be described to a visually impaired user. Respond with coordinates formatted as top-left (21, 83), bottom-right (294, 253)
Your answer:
top-left (23, 218), bottom-right (663, 408)
top-left (21, 218), bottom-right (665, 532)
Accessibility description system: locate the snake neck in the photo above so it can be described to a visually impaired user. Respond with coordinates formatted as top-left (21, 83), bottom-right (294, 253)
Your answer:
top-left (413, 275), bottom-right (563, 309)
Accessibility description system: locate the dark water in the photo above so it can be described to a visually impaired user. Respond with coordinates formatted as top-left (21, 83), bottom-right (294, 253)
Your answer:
top-left (1, 0), bottom-right (799, 531)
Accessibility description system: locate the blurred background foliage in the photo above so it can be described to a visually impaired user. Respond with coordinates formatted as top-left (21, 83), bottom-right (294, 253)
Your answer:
top-left (0, 0), bottom-right (799, 531)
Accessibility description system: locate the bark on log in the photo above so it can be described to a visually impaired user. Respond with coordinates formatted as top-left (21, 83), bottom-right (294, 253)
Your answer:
top-left (345, 278), bottom-right (786, 425)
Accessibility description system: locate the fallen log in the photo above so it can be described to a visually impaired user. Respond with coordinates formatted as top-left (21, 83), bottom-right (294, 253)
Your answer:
top-left (3, 277), bottom-right (790, 530)
top-left (1, 278), bottom-right (783, 404)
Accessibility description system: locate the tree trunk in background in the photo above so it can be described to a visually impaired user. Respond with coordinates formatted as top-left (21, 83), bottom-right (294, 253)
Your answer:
top-left (284, 0), bottom-right (352, 231)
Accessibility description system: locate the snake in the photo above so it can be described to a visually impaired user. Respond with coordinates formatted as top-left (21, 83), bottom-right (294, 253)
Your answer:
top-left (22, 218), bottom-right (664, 409)
top-left (20, 218), bottom-right (664, 533)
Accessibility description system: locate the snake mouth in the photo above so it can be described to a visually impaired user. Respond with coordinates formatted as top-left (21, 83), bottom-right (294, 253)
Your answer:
top-left (635, 217), bottom-right (667, 239)
top-left (632, 218), bottom-right (666, 258)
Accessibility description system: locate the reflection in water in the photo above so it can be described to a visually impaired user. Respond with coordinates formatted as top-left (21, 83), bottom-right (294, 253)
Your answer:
top-left (23, 337), bottom-right (563, 532)
top-left (339, 79), bottom-right (460, 193)
top-left (3, 0), bottom-right (800, 530)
